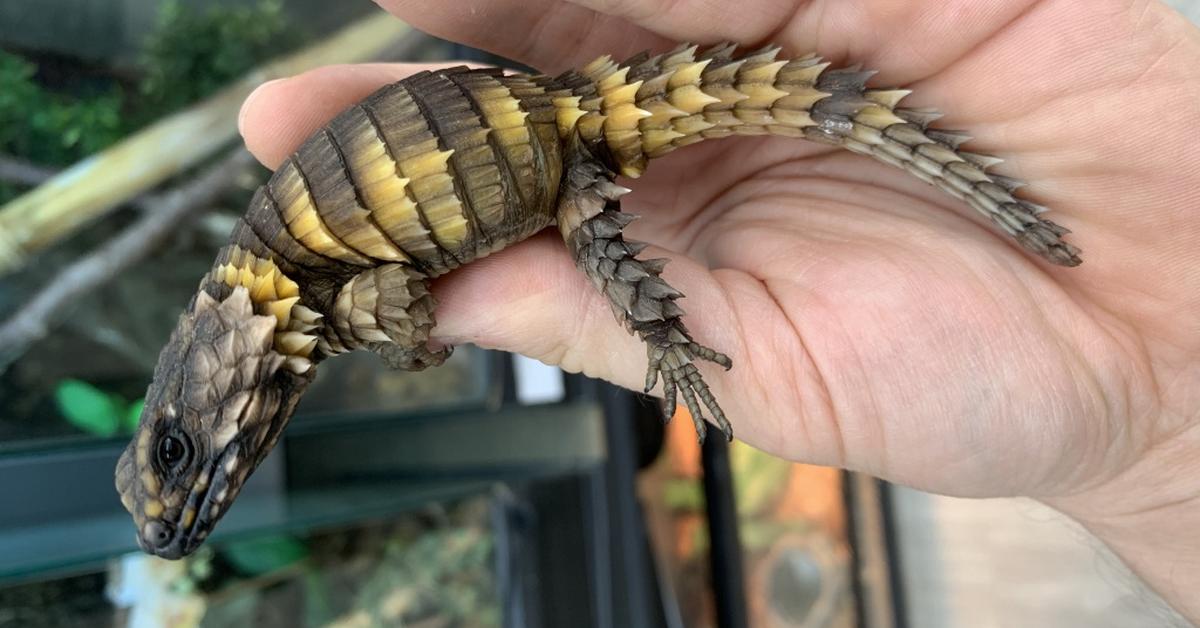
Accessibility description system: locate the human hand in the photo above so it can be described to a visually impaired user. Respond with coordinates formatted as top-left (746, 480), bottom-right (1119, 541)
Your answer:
top-left (239, 0), bottom-right (1200, 617)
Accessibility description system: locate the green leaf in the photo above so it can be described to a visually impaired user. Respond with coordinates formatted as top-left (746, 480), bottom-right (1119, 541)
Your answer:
top-left (123, 398), bottom-right (146, 434)
top-left (55, 379), bottom-right (123, 437)
top-left (138, 0), bottom-right (298, 119)
top-left (738, 520), bottom-right (791, 552)
top-left (222, 535), bottom-right (308, 575)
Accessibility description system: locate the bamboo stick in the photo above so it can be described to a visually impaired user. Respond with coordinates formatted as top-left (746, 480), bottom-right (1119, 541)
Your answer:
top-left (0, 13), bottom-right (414, 275)
top-left (0, 150), bottom-right (256, 373)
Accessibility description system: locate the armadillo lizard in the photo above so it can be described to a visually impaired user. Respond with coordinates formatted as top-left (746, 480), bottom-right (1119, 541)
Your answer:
top-left (116, 42), bottom-right (1081, 559)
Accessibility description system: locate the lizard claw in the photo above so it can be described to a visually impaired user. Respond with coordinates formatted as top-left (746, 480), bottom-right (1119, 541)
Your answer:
top-left (644, 334), bottom-right (732, 444)
top-left (371, 342), bottom-right (453, 371)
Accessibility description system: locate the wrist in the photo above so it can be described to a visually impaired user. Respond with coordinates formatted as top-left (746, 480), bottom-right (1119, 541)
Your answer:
top-left (1043, 425), bottom-right (1200, 622)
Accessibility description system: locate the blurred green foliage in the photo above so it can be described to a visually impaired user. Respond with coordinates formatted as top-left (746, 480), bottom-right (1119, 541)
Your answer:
top-left (54, 379), bottom-right (142, 437)
top-left (0, 53), bottom-right (123, 168)
top-left (222, 534), bottom-right (310, 576)
top-left (7, 1), bottom-right (302, 426)
top-left (0, 0), bottom-right (298, 204)
top-left (138, 0), bottom-right (297, 119)
top-left (731, 440), bottom-right (792, 517)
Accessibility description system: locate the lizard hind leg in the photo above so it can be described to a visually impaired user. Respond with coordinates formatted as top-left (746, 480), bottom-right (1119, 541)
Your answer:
top-left (557, 159), bottom-right (733, 443)
top-left (323, 264), bottom-right (452, 371)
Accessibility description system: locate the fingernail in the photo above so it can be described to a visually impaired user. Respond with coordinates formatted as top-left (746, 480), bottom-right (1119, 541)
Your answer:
top-left (238, 78), bottom-right (287, 138)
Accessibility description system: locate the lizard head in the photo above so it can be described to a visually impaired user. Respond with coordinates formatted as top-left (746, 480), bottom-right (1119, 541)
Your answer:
top-left (115, 284), bottom-right (316, 559)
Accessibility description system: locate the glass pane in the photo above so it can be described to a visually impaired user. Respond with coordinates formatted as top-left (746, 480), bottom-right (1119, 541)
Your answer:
top-left (293, 347), bottom-right (495, 425)
top-left (0, 237), bottom-right (494, 453)
top-left (0, 402), bottom-right (605, 581)
top-left (0, 495), bottom-right (502, 628)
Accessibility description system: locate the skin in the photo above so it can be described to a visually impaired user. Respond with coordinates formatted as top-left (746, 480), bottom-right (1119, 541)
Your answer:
top-left (238, 0), bottom-right (1200, 619)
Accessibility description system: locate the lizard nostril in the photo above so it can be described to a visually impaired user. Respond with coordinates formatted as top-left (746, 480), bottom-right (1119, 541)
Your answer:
top-left (142, 521), bottom-right (174, 549)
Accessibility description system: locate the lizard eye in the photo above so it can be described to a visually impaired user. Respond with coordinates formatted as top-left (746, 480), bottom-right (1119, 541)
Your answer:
top-left (157, 434), bottom-right (191, 469)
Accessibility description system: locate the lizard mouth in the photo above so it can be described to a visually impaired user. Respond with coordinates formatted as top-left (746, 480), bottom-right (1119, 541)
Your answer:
top-left (119, 354), bottom-right (311, 559)
top-left (132, 442), bottom-right (241, 560)
top-left (136, 400), bottom-right (296, 559)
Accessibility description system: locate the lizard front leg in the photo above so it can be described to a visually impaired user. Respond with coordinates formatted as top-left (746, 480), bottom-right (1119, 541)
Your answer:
top-left (557, 159), bottom-right (733, 443)
top-left (321, 264), bottom-right (451, 370)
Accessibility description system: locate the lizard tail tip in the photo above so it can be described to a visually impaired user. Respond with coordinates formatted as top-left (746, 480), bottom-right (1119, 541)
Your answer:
top-left (1017, 222), bottom-right (1083, 267)
top-left (1056, 251), bottom-right (1083, 267)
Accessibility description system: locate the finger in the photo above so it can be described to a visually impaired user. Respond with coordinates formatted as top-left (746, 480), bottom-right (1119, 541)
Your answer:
top-left (238, 63), bottom-right (442, 170)
top-left (429, 232), bottom-right (685, 393)
top-left (376, 0), bottom-right (1046, 84)
top-left (428, 231), bottom-right (825, 462)
top-left (571, 0), bottom-right (1048, 82)
top-left (374, 0), bottom-right (671, 72)
top-left (563, 0), bottom-right (797, 46)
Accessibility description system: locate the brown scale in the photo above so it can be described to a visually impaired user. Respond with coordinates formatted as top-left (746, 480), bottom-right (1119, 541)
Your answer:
top-left (402, 69), bottom-right (490, 260)
top-left (294, 129), bottom-right (411, 265)
top-left (325, 102), bottom-right (437, 272)
top-left (459, 72), bottom-right (553, 239)
top-left (220, 47), bottom-right (1081, 439)
top-left (120, 45), bottom-right (1091, 564)
top-left (228, 48), bottom-right (1081, 437)
top-left (447, 70), bottom-right (539, 243)
top-left (363, 81), bottom-right (466, 271)
top-left (240, 187), bottom-right (336, 273)
top-left (268, 158), bottom-right (373, 267)
top-left (498, 74), bottom-right (565, 233)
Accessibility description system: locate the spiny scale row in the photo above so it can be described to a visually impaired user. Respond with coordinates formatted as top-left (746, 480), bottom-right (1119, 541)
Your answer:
top-left (320, 264), bottom-right (434, 355)
top-left (187, 288), bottom-right (285, 411)
top-left (832, 93), bottom-right (1081, 265)
top-left (209, 246), bottom-right (323, 374)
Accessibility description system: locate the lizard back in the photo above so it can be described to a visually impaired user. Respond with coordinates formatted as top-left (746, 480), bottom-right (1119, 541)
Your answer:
top-left (118, 40), bottom-right (1086, 561)
top-left (224, 43), bottom-right (1079, 302)
top-left (231, 66), bottom-right (567, 283)
top-left (548, 42), bottom-right (1080, 267)
top-left (205, 42), bottom-right (1082, 376)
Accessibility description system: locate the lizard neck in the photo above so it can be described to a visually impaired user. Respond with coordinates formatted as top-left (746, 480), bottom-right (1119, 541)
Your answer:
top-left (204, 245), bottom-right (325, 374)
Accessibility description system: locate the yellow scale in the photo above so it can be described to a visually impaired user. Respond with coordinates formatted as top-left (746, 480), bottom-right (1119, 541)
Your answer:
top-left (210, 246), bottom-right (324, 374)
top-left (562, 45), bottom-right (904, 168)
top-left (272, 161), bottom-right (370, 265)
top-left (337, 107), bottom-right (437, 260)
top-left (396, 142), bottom-right (469, 249)
top-left (471, 80), bottom-right (544, 219)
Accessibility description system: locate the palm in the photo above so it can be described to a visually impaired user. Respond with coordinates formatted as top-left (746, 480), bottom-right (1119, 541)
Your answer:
top-left (242, 0), bottom-right (1200, 501)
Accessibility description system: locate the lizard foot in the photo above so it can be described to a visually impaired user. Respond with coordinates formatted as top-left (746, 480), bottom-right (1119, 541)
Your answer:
top-left (554, 154), bottom-right (735, 443)
top-left (323, 264), bottom-right (449, 372)
top-left (370, 341), bottom-right (453, 371)
top-left (641, 319), bottom-right (733, 444)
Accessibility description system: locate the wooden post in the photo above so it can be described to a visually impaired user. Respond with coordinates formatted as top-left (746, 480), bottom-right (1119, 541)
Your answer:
top-left (0, 13), bottom-right (414, 274)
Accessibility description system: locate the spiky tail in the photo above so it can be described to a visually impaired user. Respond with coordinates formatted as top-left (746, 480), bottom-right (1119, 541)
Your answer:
top-left (551, 42), bottom-right (1081, 267)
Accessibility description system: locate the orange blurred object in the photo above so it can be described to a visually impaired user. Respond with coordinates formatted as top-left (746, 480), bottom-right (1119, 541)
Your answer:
top-left (641, 404), bottom-right (856, 627)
